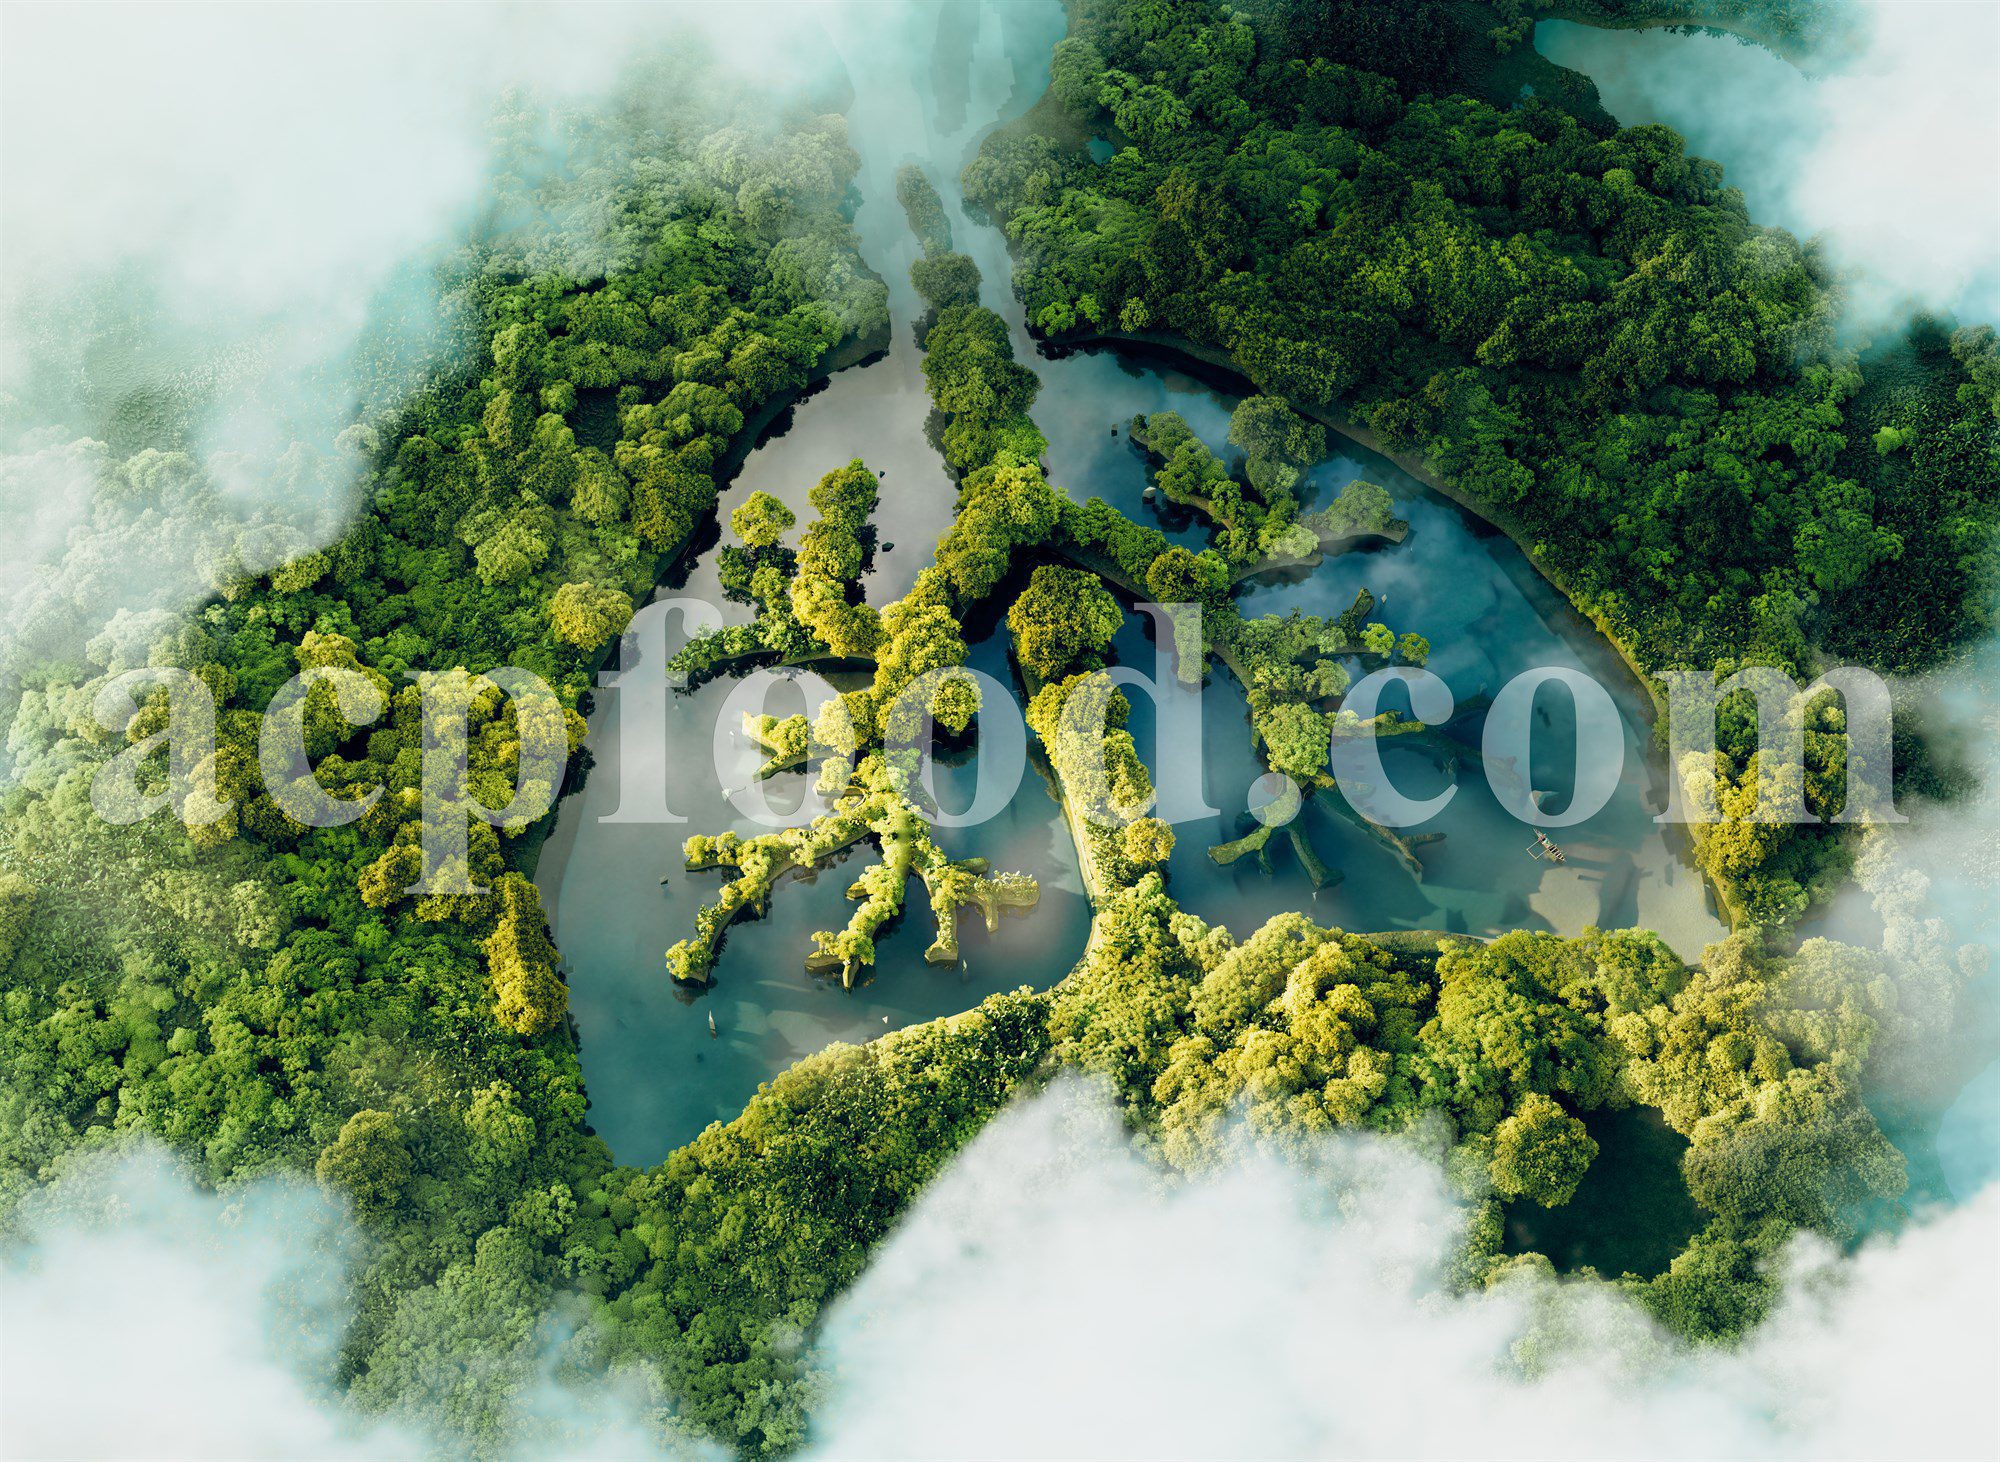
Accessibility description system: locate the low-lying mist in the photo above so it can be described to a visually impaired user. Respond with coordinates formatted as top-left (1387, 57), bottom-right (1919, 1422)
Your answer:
top-left (808, 1076), bottom-right (2000, 1460)
top-left (0, 1143), bottom-right (721, 1459)
top-left (1539, 0), bottom-right (2000, 333)
top-left (0, 1145), bottom-right (415, 1458)
top-left (0, 0), bottom-right (863, 715)
top-left (8, 1081), bottom-right (1992, 1459)
top-left (5, 4), bottom-right (1997, 1456)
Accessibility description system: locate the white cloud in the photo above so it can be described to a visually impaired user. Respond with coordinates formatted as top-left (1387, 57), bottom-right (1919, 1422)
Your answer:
top-left (0, 1143), bottom-right (719, 1459)
top-left (0, 2), bottom-right (830, 315)
top-left (1539, 0), bottom-right (2000, 330)
top-left (809, 1076), bottom-right (2000, 1461)
top-left (0, 1146), bottom-right (419, 1459)
top-left (4, 1085), bottom-right (1994, 1460)
top-left (0, 0), bottom-right (862, 685)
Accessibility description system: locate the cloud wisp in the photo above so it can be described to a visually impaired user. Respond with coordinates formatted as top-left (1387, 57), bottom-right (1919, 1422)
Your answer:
top-left (0, 1142), bottom-right (728, 1460)
top-left (1538, 0), bottom-right (2000, 333)
top-left (4, 1081), bottom-right (1994, 1460)
top-left (0, 1145), bottom-right (418, 1459)
top-left (0, 1), bottom-right (861, 701)
top-left (809, 1075), bottom-right (2000, 1461)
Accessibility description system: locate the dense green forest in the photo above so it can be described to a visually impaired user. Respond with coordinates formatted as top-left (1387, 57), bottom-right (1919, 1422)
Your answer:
top-left (0, 4), bottom-right (1992, 1456)
top-left (966, 0), bottom-right (2000, 923)
top-left (0, 58), bottom-right (897, 1446)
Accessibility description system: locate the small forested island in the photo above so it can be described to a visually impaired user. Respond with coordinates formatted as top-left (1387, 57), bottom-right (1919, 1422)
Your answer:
top-left (0, 1), bottom-right (1994, 1457)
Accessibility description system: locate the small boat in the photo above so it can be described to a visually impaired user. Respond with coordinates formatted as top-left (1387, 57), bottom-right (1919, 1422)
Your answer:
top-left (1523, 791), bottom-right (1566, 863)
top-left (1526, 829), bottom-right (1566, 864)
top-left (707, 1011), bottom-right (717, 1038)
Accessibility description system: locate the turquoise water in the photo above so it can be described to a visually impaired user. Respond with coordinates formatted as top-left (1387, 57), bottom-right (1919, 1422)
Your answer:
top-left (1104, 399), bottom-right (1722, 955)
top-left (535, 0), bottom-right (1079, 1164)
top-left (540, 0), bottom-right (1724, 1164)
top-left (1939, 1061), bottom-right (2000, 1200)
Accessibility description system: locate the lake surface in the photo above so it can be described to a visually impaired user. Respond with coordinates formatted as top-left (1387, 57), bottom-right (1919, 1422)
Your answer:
top-left (536, 0), bottom-right (1078, 1164)
top-left (1505, 1105), bottom-right (1703, 1278)
top-left (1083, 360), bottom-right (1723, 956)
top-left (539, 0), bottom-right (1725, 1164)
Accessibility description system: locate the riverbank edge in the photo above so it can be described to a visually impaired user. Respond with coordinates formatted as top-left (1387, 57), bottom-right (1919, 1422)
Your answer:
top-left (1063, 329), bottom-right (1669, 719)
top-left (1534, 3), bottom-right (1837, 73)
top-left (1058, 326), bottom-right (1744, 932)
top-left (521, 319), bottom-right (894, 927)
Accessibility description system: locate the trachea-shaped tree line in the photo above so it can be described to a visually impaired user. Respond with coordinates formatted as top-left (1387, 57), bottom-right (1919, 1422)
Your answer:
top-left (662, 168), bottom-right (1456, 992)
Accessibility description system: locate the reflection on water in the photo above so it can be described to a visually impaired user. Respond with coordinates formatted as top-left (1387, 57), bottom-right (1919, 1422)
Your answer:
top-left (1037, 349), bottom-right (1226, 553)
top-left (539, 0), bottom-right (1726, 1163)
top-left (534, 606), bottom-right (1090, 1162)
top-left (1100, 394), bottom-right (1725, 958)
top-left (537, 0), bottom-right (1073, 1163)
top-left (1504, 1105), bottom-right (1704, 1278)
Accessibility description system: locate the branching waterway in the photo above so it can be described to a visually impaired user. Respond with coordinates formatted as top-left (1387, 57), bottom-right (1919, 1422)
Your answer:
top-left (537, 0), bottom-right (1726, 1163)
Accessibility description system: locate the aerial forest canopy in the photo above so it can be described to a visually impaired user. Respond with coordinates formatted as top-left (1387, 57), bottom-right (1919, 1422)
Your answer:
top-left (0, 4), bottom-right (1993, 1458)
top-left (0, 54), bottom-right (896, 1446)
top-left (967, 0), bottom-right (2000, 921)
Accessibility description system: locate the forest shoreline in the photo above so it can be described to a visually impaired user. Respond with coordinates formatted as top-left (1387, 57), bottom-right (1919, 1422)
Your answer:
top-left (1534, 2), bottom-right (1832, 71)
top-left (1063, 328), bottom-right (1670, 721)
top-left (523, 319), bottom-right (894, 927)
